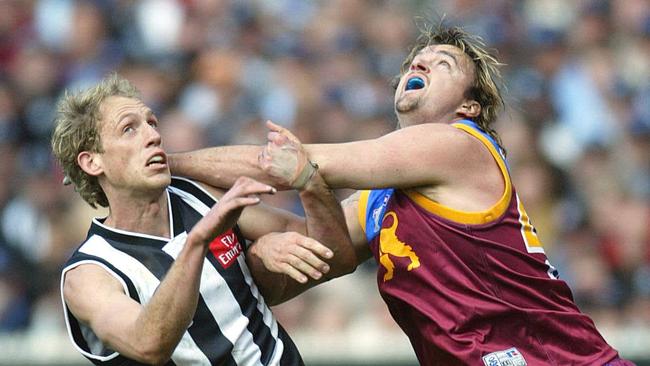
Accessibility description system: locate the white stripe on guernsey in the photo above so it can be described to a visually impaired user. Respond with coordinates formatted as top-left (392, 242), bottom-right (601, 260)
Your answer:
top-left (236, 255), bottom-right (284, 365)
top-left (168, 185), bottom-right (212, 215)
top-left (163, 234), bottom-right (264, 366)
top-left (172, 176), bottom-right (219, 202)
top-left (79, 235), bottom-right (211, 365)
top-left (515, 194), bottom-right (545, 254)
top-left (61, 260), bottom-right (125, 362)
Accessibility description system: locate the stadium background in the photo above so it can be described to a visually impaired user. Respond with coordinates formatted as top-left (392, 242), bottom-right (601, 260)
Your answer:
top-left (0, 0), bottom-right (648, 364)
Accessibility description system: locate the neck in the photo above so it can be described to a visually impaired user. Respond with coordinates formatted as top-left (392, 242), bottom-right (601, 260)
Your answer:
top-left (104, 189), bottom-right (170, 239)
top-left (397, 111), bottom-right (464, 128)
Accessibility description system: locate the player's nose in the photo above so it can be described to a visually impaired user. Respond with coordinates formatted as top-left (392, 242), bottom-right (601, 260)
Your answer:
top-left (410, 61), bottom-right (429, 73)
top-left (145, 124), bottom-right (162, 147)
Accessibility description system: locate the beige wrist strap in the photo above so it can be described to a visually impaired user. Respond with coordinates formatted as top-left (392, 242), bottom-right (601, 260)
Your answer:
top-left (292, 160), bottom-right (319, 189)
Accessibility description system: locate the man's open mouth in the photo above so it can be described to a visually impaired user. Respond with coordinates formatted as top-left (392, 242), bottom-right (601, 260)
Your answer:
top-left (146, 154), bottom-right (167, 167)
top-left (405, 76), bottom-right (425, 91)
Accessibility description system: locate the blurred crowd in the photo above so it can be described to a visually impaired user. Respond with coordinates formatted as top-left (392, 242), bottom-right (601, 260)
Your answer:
top-left (0, 0), bottom-right (648, 357)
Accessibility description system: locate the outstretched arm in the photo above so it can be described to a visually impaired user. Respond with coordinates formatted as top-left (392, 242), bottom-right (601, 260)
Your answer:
top-left (168, 145), bottom-right (287, 189)
top-left (169, 120), bottom-right (483, 191)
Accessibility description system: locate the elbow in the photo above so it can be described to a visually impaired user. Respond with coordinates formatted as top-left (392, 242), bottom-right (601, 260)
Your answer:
top-left (265, 295), bottom-right (283, 307)
top-left (138, 347), bottom-right (173, 366)
top-left (132, 336), bottom-right (175, 365)
top-left (260, 276), bottom-right (289, 307)
top-left (341, 259), bottom-right (358, 276)
top-left (327, 260), bottom-right (357, 280)
top-left (326, 250), bottom-right (359, 279)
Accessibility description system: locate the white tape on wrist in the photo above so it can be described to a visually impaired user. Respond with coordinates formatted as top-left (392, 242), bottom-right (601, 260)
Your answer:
top-left (292, 160), bottom-right (319, 189)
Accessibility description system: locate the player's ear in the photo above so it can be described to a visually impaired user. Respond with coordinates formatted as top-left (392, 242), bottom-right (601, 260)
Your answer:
top-left (456, 100), bottom-right (481, 119)
top-left (77, 151), bottom-right (103, 177)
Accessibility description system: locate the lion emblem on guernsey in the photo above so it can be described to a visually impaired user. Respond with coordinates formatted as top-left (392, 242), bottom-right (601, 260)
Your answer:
top-left (379, 211), bottom-right (421, 282)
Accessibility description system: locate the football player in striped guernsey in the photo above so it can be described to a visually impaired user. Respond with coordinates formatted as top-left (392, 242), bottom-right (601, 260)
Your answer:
top-left (52, 74), bottom-right (357, 366)
top-left (168, 24), bottom-right (634, 366)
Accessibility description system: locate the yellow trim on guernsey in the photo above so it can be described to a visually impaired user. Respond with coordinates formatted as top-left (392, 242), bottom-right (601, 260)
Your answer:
top-left (357, 190), bottom-right (371, 234)
top-left (404, 123), bottom-right (512, 225)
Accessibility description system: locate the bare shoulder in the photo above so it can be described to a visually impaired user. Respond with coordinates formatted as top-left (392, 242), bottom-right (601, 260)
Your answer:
top-left (63, 263), bottom-right (126, 322)
top-left (405, 122), bottom-right (483, 149)
top-left (64, 263), bottom-right (125, 294)
top-left (382, 122), bottom-right (492, 174)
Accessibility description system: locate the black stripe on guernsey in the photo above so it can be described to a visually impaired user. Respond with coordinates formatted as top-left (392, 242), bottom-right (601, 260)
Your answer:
top-left (169, 194), bottom-right (186, 237)
top-left (171, 176), bottom-right (216, 207)
top-left (91, 219), bottom-right (168, 248)
top-left (63, 255), bottom-right (176, 366)
top-left (102, 238), bottom-right (238, 366)
top-left (204, 253), bottom-right (276, 364)
top-left (278, 324), bottom-right (305, 366)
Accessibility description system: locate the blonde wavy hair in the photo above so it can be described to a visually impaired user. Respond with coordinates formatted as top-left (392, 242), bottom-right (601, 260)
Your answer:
top-left (394, 22), bottom-right (506, 150)
top-left (51, 74), bottom-right (140, 208)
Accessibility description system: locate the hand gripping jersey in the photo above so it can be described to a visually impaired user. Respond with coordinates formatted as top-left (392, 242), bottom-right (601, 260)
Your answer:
top-left (61, 177), bottom-right (303, 366)
top-left (358, 121), bottom-right (621, 366)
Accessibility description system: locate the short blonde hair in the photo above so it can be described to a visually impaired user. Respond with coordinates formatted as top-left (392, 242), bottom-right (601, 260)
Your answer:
top-left (51, 74), bottom-right (140, 208)
top-left (395, 22), bottom-right (506, 150)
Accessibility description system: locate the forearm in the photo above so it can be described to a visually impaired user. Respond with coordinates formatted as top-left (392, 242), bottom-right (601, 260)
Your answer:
top-left (130, 236), bottom-right (207, 362)
top-left (252, 173), bottom-right (358, 303)
top-left (168, 146), bottom-right (271, 189)
top-left (305, 142), bottom-right (381, 189)
top-left (298, 172), bottom-right (357, 277)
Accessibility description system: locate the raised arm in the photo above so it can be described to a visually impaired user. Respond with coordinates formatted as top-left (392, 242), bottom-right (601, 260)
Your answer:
top-left (302, 122), bottom-right (483, 190)
top-left (168, 145), bottom-right (277, 189)
top-left (63, 178), bottom-right (275, 364)
top-left (169, 119), bottom-right (480, 192)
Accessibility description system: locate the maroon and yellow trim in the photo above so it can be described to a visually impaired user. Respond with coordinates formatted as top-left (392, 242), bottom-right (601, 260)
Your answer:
top-left (357, 190), bottom-right (371, 234)
top-left (405, 123), bottom-right (512, 225)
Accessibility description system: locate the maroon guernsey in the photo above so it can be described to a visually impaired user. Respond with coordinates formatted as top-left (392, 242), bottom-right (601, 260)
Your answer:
top-left (357, 120), bottom-right (621, 365)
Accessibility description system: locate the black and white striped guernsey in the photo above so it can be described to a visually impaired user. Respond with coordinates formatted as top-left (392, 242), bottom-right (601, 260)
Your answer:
top-left (60, 177), bottom-right (304, 366)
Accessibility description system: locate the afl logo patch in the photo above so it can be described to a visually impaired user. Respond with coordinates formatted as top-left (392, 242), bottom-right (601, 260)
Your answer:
top-left (482, 347), bottom-right (527, 366)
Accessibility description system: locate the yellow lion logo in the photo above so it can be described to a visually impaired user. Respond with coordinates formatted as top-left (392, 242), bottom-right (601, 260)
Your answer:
top-left (379, 212), bottom-right (420, 282)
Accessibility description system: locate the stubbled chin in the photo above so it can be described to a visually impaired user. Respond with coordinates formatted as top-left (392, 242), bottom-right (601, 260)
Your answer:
top-left (395, 95), bottom-right (420, 113)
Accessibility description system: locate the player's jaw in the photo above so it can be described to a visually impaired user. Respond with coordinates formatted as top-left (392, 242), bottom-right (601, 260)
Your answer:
top-left (395, 72), bottom-right (428, 114)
